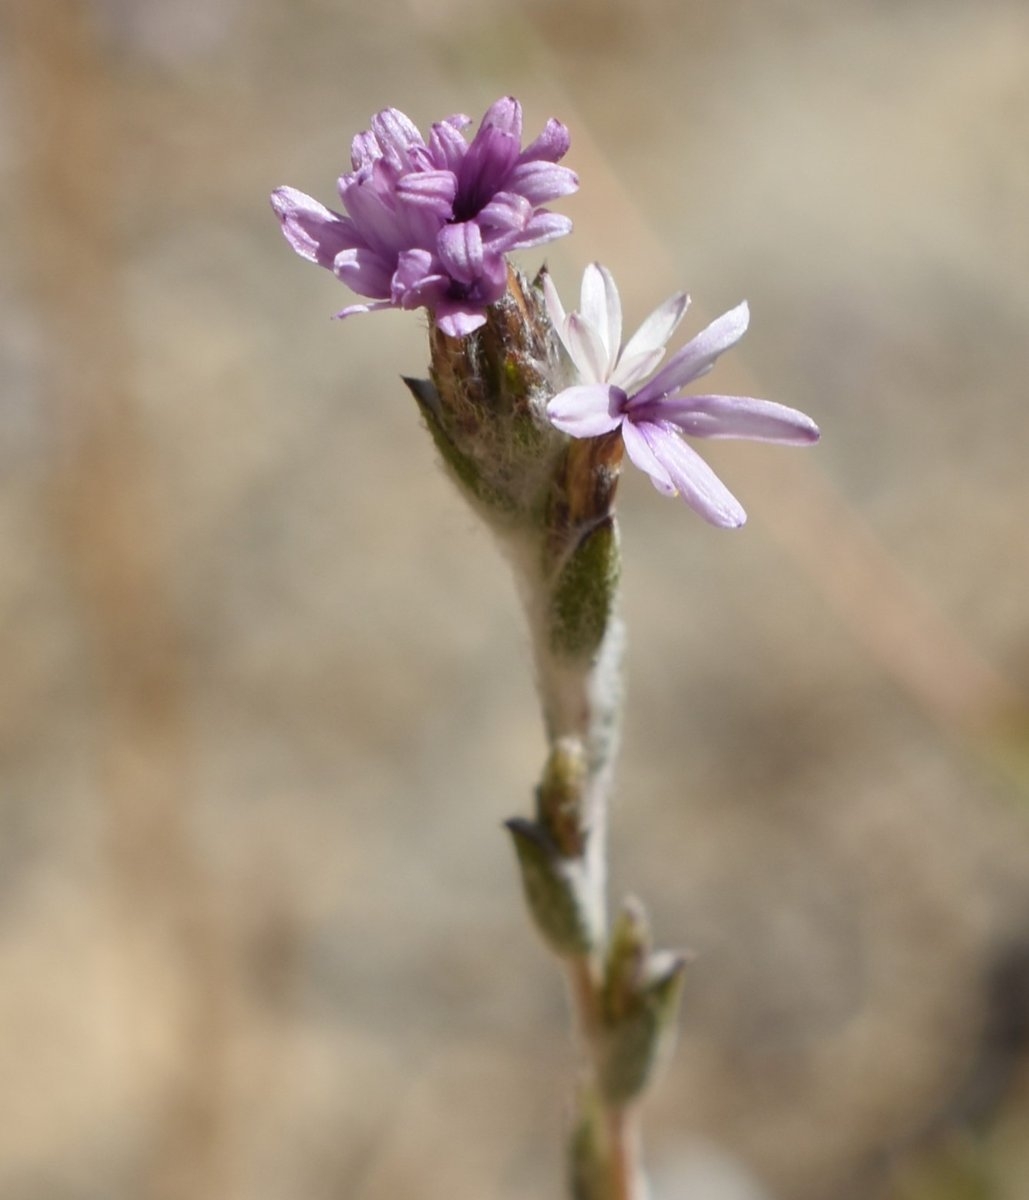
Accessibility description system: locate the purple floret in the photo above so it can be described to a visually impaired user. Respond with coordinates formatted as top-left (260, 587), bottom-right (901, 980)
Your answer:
top-left (271, 97), bottom-right (578, 337)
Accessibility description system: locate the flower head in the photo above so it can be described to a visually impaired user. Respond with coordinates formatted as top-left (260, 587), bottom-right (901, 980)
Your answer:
top-left (271, 97), bottom-right (578, 338)
top-left (544, 264), bottom-right (819, 528)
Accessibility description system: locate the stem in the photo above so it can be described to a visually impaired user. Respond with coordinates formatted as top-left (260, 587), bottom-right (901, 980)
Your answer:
top-left (567, 953), bottom-right (602, 1047)
top-left (565, 956), bottom-right (646, 1200)
top-left (416, 272), bottom-right (661, 1200)
top-left (607, 1105), bottom-right (643, 1200)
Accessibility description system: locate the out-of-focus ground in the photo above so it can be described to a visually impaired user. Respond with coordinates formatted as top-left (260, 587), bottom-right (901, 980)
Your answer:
top-left (2, 1), bottom-right (1029, 1198)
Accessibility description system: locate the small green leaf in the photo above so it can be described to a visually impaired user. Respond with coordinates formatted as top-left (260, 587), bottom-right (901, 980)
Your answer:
top-left (505, 818), bottom-right (599, 956)
top-left (549, 518), bottom-right (620, 659)
top-left (598, 951), bottom-right (688, 1106)
top-left (403, 376), bottom-right (517, 514)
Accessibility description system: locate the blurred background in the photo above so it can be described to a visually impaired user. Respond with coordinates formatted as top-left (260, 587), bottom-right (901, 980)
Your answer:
top-left (3, 1), bottom-right (1029, 1197)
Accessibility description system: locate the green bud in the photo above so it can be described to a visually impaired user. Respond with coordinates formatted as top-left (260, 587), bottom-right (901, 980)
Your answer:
top-left (537, 736), bottom-right (588, 856)
top-left (603, 896), bottom-right (651, 1023)
top-left (596, 898), bottom-right (689, 1105)
top-left (598, 951), bottom-right (688, 1105)
top-left (505, 818), bottom-right (600, 957)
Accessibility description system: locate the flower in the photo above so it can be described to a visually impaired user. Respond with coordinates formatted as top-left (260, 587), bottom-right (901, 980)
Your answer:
top-left (271, 97), bottom-right (578, 338)
top-left (544, 264), bottom-right (820, 528)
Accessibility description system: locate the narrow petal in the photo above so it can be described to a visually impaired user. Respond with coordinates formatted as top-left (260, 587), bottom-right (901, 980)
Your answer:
top-left (476, 191), bottom-right (532, 232)
top-left (436, 220), bottom-right (484, 284)
top-left (405, 143), bottom-right (435, 172)
top-left (392, 176), bottom-right (453, 250)
top-left (429, 119), bottom-right (470, 172)
top-left (333, 299), bottom-right (392, 319)
top-left (632, 419), bottom-right (747, 527)
top-left (332, 247), bottom-right (393, 299)
top-left (479, 95), bottom-right (522, 139)
top-left (566, 312), bottom-right (609, 384)
top-left (506, 160), bottom-right (579, 205)
top-left (610, 346), bottom-right (665, 392)
top-left (621, 419), bottom-right (675, 494)
top-left (500, 210), bottom-right (572, 251)
top-left (655, 394), bottom-right (821, 444)
top-left (470, 250), bottom-right (509, 306)
top-left (370, 107), bottom-right (425, 161)
top-left (613, 291), bottom-right (690, 389)
top-left (342, 166), bottom-right (409, 257)
top-left (395, 170), bottom-right (457, 212)
top-left (547, 385), bottom-right (626, 437)
top-left (390, 248), bottom-right (440, 304)
top-left (517, 117), bottom-right (571, 163)
top-left (350, 130), bottom-right (380, 169)
top-left (632, 301), bottom-right (749, 405)
top-left (457, 125), bottom-right (520, 215)
top-left (542, 272), bottom-right (568, 344)
top-left (580, 264), bottom-right (621, 378)
top-left (270, 187), bottom-right (359, 268)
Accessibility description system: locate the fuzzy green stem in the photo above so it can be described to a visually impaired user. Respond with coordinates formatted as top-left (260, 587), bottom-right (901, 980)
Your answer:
top-left (412, 269), bottom-right (677, 1200)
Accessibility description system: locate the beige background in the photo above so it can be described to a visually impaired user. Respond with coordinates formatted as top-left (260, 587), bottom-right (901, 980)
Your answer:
top-left (2, 1), bottom-right (1029, 1198)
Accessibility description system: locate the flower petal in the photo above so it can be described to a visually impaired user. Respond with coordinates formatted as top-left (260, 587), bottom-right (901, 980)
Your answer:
top-left (506, 160), bottom-right (579, 205)
top-left (434, 302), bottom-right (488, 337)
top-left (655, 394), bottom-right (821, 444)
top-left (476, 191), bottom-right (532, 232)
top-left (518, 117), bottom-right (571, 164)
top-left (547, 385), bottom-right (626, 437)
top-left (436, 220), bottom-right (484, 284)
top-left (332, 247), bottom-right (393, 298)
top-left (479, 95), bottom-right (522, 139)
top-left (395, 169), bottom-right (457, 212)
top-left (341, 164), bottom-right (410, 257)
top-left (629, 420), bottom-right (746, 527)
top-left (459, 124), bottom-right (520, 215)
top-left (369, 107), bottom-right (425, 161)
top-left (566, 312), bottom-right (610, 384)
top-left (350, 130), bottom-right (380, 170)
top-left (632, 301), bottom-right (749, 405)
top-left (390, 248), bottom-right (445, 309)
top-left (613, 291), bottom-right (689, 390)
top-left (621, 419), bottom-right (676, 494)
top-left (333, 299), bottom-right (392, 320)
top-left (542, 271), bottom-right (569, 345)
top-left (500, 210), bottom-right (572, 252)
top-left (270, 187), bottom-right (359, 269)
top-left (428, 118), bottom-right (469, 172)
top-left (580, 264), bottom-right (622, 379)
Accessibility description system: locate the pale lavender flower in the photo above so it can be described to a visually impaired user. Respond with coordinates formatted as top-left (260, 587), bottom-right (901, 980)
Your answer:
top-left (544, 264), bottom-right (820, 528)
top-left (271, 97), bottom-right (578, 338)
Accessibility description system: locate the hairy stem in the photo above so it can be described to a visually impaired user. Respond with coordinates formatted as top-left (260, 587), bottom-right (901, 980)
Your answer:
top-left (416, 272), bottom-right (672, 1200)
top-left (606, 1105), bottom-right (644, 1200)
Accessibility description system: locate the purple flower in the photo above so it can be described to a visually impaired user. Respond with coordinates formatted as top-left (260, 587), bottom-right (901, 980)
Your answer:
top-left (544, 265), bottom-right (820, 528)
top-left (271, 98), bottom-right (578, 338)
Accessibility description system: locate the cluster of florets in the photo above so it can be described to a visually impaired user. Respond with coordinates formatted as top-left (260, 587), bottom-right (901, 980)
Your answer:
top-left (271, 97), bottom-right (577, 338)
top-left (271, 97), bottom-right (819, 526)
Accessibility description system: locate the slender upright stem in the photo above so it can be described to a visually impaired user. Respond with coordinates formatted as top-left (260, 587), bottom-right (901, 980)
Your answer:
top-left (415, 271), bottom-right (674, 1200)
top-left (606, 1105), bottom-right (643, 1200)
top-left (567, 954), bottom-right (602, 1047)
top-left (564, 954), bottom-right (646, 1200)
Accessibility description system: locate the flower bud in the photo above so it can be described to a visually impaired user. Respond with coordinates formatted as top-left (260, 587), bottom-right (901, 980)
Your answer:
top-left (597, 897), bottom-right (689, 1105)
top-left (505, 817), bottom-right (601, 957)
